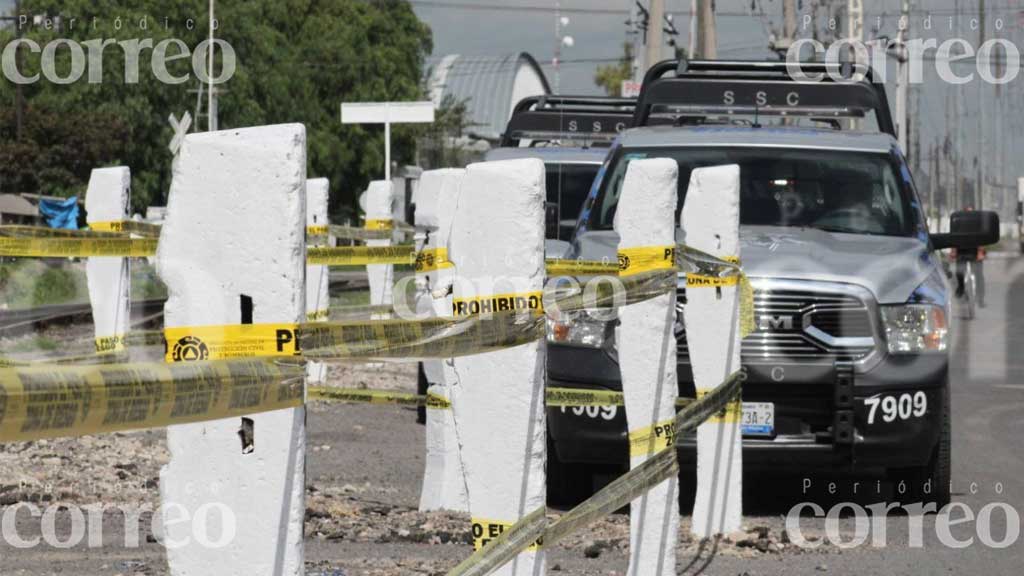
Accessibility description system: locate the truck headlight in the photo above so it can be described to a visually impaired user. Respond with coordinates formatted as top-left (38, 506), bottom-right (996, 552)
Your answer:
top-left (881, 304), bottom-right (948, 353)
top-left (546, 310), bottom-right (614, 348)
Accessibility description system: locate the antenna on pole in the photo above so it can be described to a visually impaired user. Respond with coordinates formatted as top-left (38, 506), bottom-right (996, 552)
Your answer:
top-left (208, 0), bottom-right (217, 131)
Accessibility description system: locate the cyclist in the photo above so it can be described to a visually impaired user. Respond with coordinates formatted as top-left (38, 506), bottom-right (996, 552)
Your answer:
top-left (952, 207), bottom-right (987, 308)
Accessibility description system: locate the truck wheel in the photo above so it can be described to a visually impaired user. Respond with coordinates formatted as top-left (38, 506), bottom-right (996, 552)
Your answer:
top-left (891, 386), bottom-right (951, 509)
top-left (547, 437), bottom-right (590, 507)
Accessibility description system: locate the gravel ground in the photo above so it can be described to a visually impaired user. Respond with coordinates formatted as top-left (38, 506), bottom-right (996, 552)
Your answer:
top-left (0, 359), bottom-right (841, 576)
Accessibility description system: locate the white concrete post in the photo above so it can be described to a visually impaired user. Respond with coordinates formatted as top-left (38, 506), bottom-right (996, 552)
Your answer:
top-left (683, 164), bottom-right (743, 538)
top-left (449, 159), bottom-right (546, 574)
top-left (365, 180), bottom-right (396, 310)
top-left (613, 158), bottom-right (680, 575)
top-left (306, 177), bottom-right (331, 384)
top-left (156, 124), bottom-right (307, 575)
top-left (416, 169), bottom-right (469, 513)
top-left (85, 167), bottom-right (132, 358)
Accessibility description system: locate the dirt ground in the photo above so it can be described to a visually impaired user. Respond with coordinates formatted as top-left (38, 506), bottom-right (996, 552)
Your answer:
top-left (0, 360), bottom-right (845, 576)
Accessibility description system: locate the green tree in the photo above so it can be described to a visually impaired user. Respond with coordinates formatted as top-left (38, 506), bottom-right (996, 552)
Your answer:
top-left (0, 0), bottom-right (432, 222)
top-left (593, 42), bottom-right (633, 97)
top-left (418, 93), bottom-right (477, 169)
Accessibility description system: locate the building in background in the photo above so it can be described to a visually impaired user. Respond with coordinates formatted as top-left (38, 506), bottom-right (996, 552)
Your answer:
top-left (0, 194), bottom-right (39, 225)
top-left (422, 52), bottom-right (550, 166)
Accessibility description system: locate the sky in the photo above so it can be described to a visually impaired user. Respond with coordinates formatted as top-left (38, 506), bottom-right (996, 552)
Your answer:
top-left (414, 0), bottom-right (1024, 213)
top-left (3, 0), bottom-right (1022, 212)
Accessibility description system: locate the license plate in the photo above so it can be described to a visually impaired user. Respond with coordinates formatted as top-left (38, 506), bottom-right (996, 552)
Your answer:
top-left (741, 402), bottom-right (774, 436)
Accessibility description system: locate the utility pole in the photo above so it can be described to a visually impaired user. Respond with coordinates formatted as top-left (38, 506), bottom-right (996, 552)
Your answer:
top-left (0, 0), bottom-right (26, 141)
top-left (894, 0), bottom-right (910, 154)
top-left (646, 0), bottom-right (664, 68)
top-left (208, 0), bottom-right (217, 131)
top-left (629, 1), bottom-right (648, 83)
top-left (553, 1), bottom-right (573, 93)
top-left (976, 0), bottom-right (986, 209)
top-left (688, 0), bottom-right (697, 60)
top-left (929, 142), bottom-right (938, 230)
top-left (694, 0), bottom-right (717, 59)
top-left (783, 0), bottom-right (797, 49)
top-left (953, 0), bottom-right (963, 209)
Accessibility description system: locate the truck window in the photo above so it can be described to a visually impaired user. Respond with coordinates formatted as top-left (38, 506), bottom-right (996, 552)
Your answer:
top-left (591, 147), bottom-right (915, 237)
top-left (546, 163), bottom-right (601, 229)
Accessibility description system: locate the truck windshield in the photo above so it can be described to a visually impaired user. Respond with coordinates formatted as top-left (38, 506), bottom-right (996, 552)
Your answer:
top-left (590, 146), bottom-right (914, 236)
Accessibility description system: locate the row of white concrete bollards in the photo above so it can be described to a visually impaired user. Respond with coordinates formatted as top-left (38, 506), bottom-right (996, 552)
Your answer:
top-left (81, 123), bottom-right (742, 576)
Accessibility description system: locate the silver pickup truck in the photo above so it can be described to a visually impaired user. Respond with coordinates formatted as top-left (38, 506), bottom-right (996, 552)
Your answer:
top-left (545, 60), bottom-right (1000, 508)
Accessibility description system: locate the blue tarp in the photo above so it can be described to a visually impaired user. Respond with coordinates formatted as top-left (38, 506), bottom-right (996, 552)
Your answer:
top-left (38, 196), bottom-right (79, 230)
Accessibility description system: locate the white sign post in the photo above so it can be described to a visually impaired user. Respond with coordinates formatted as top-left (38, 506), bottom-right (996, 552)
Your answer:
top-left (340, 101), bottom-right (435, 181)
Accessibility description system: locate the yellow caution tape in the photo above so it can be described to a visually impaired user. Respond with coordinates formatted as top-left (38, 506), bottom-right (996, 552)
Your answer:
top-left (446, 372), bottom-right (744, 576)
top-left (323, 224), bottom-right (394, 241)
top-left (89, 221), bottom-right (162, 237)
top-left (627, 417), bottom-right (676, 457)
top-left (617, 245), bottom-right (676, 277)
top-left (306, 309), bottom-right (330, 322)
top-left (307, 386), bottom-right (425, 407)
top-left (307, 245), bottom-right (416, 266)
top-left (300, 311), bottom-right (545, 361)
top-left (426, 392), bottom-right (452, 409)
top-left (94, 335), bottom-right (127, 355)
top-left (364, 219), bottom-right (394, 231)
top-left (696, 389), bottom-right (742, 424)
top-left (472, 514), bottom-right (544, 552)
top-left (415, 247), bottom-right (453, 273)
top-left (546, 387), bottom-right (624, 407)
top-left (544, 258), bottom-right (619, 276)
top-left (306, 225), bottom-right (329, 236)
top-left (164, 324), bottom-right (302, 362)
top-left (686, 255), bottom-right (740, 287)
top-left (545, 387), bottom-right (694, 408)
top-left (676, 247), bottom-right (754, 338)
top-left (452, 291), bottom-right (544, 317)
top-left (0, 237), bottom-right (158, 258)
top-left (0, 358), bottom-right (304, 443)
top-left (0, 225), bottom-right (122, 238)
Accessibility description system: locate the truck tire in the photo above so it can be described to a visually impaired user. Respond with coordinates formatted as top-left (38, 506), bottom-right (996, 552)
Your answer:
top-left (891, 386), bottom-right (951, 509)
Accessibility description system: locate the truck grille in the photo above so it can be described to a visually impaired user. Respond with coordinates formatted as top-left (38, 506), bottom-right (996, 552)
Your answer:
top-left (675, 286), bottom-right (876, 362)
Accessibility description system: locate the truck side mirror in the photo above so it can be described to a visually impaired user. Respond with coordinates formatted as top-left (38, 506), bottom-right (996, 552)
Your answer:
top-left (931, 210), bottom-right (1000, 250)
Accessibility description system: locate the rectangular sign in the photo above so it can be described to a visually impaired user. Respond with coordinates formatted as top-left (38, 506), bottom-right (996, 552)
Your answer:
top-left (621, 80), bottom-right (642, 98)
top-left (340, 101), bottom-right (435, 124)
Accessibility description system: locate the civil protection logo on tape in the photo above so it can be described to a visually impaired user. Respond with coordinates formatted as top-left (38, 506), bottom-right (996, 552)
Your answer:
top-left (617, 245), bottom-right (676, 277)
top-left (164, 324), bottom-right (301, 363)
top-left (171, 335), bottom-right (209, 362)
top-left (415, 247), bottom-right (453, 273)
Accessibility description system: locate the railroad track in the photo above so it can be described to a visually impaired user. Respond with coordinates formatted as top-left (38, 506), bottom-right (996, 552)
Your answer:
top-left (0, 299), bottom-right (166, 338)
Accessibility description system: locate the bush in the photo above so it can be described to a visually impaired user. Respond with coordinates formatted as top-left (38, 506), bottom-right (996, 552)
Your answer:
top-left (0, 260), bottom-right (87, 309)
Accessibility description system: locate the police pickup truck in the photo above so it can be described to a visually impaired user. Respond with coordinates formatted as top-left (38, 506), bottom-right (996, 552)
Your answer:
top-left (545, 60), bottom-right (1000, 507)
top-left (486, 95), bottom-right (634, 240)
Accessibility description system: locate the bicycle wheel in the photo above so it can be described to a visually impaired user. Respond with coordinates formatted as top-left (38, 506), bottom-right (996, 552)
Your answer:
top-left (964, 260), bottom-right (976, 319)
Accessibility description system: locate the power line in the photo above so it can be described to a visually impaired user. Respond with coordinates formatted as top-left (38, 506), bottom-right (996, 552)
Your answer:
top-left (409, 0), bottom-right (761, 18)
